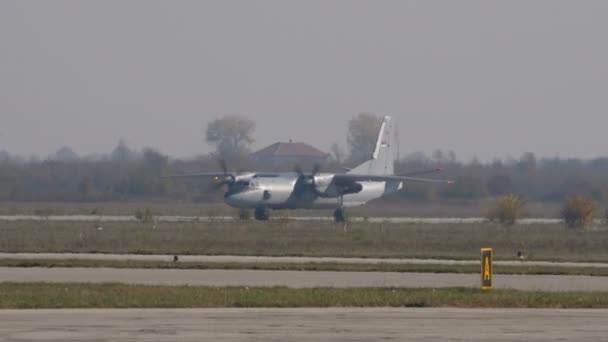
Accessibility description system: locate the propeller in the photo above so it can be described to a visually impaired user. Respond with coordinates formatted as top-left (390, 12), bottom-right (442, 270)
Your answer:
top-left (294, 163), bottom-right (322, 195)
top-left (295, 163), bottom-right (321, 180)
top-left (211, 158), bottom-right (236, 190)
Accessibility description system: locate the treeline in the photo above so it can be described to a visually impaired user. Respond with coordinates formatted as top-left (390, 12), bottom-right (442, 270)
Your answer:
top-left (395, 152), bottom-right (608, 203)
top-left (1, 145), bottom-right (608, 204)
top-left (2, 113), bottom-right (607, 204)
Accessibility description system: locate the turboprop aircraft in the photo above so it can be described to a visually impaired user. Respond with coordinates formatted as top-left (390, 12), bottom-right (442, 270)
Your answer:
top-left (170, 116), bottom-right (453, 222)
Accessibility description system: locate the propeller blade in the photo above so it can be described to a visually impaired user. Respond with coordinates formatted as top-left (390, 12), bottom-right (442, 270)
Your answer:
top-left (218, 158), bottom-right (228, 175)
top-left (215, 158), bottom-right (236, 184)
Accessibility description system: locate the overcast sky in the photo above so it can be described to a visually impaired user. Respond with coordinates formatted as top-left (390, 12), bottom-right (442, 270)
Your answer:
top-left (1, 1), bottom-right (607, 161)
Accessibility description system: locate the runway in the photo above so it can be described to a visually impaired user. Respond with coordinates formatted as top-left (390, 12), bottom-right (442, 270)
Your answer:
top-left (0, 308), bottom-right (606, 342)
top-left (1, 267), bottom-right (607, 291)
top-left (2, 252), bottom-right (608, 268)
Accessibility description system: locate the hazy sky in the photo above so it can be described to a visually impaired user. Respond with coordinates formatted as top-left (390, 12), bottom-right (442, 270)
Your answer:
top-left (1, 1), bottom-right (607, 161)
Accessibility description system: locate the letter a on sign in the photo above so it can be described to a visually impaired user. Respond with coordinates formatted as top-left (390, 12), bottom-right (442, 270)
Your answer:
top-left (481, 248), bottom-right (493, 290)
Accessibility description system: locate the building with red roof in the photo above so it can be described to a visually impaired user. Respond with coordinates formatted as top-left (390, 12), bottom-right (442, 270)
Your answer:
top-left (252, 140), bottom-right (330, 164)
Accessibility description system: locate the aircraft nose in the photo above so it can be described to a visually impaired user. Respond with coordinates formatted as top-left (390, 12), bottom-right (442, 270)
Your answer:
top-left (224, 190), bottom-right (253, 207)
top-left (224, 192), bottom-right (241, 206)
top-left (224, 189), bottom-right (263, 207)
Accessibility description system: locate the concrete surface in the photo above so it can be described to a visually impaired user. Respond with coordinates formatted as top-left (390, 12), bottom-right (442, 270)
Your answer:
top-left (0, 308), bottom-right (606, 342)
top-left (2, 252), bottom-right (608, 268)
top-left (1, 267), bottom-right (607, 291)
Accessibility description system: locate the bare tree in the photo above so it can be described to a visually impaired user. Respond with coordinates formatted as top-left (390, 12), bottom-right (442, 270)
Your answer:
top-left (206, 114), bottom-right (255, 158)
top-left (346, 113), bottom-right (382, 165)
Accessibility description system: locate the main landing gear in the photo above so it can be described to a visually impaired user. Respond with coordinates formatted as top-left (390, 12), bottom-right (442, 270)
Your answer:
top-left (254, 207), bottom-right (270, 221)
top-left (333, 208), bottom-right (346, 223)
top-left (333, 195), bottom-right (346, 223)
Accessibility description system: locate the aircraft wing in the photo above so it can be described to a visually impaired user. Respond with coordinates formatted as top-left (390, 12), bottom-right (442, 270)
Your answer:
top-left (333, 174), bottom-right (454, 184)
top-left (164, 172), bottom-right (271, 179)
top-left (163, 172), bottom-right (229, 179)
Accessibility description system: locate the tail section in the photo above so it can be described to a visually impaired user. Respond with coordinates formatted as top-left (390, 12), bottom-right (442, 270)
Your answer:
top-left (348, 115), bottom-right (394, 175)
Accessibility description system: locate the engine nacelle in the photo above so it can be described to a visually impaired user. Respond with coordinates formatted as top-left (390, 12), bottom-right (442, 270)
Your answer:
top-left (344, 182), bottom-right (363, 194)
top-left (313, 175), bottom-right (363, 198)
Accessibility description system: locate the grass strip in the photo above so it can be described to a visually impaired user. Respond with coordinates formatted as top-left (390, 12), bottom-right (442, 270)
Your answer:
top-left (1, 283), bottom-right (608, 309)
top-left (3, 220), bottom-right (608, 262)
top-left (2, 258), bottom-right (608, 276)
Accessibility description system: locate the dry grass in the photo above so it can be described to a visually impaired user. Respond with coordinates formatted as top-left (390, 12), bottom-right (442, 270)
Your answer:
top-left (1, 220), bottom-right (608, 262)
top-left (1, 283), bottom-right (607, 309)
top-left (0, 199), bottom-right (563, 218)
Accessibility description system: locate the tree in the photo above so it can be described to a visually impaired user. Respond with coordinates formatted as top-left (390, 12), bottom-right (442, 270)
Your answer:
top-left (561, 195), bottom-right (595, 229)
top-left (487, 175), bottom-right (513, 196)
top-left (0, 150), bottom-right (10, 163)
top-left (518, 152), bottom-right (537, 173)
top-left (330, 142), bottom-right (345, 164)
top-left (142, 148), bottom-right (168, 175)
top-left (486, 194), bottom-right (525, 225)
top-left (440, 176), bottom-right (486, 199)
top-left (432, 149), bottom-right (444, 163)
top-left (206, 114), bottom-right (255, 158)
top-left (346, 113), bottom-right (382, 165)
top-left (447, 150), bottom-right (457, 164)
top-left (50, 146), bottom-right (79, 162)
top-left (111, 139), bottom-right (137, 161)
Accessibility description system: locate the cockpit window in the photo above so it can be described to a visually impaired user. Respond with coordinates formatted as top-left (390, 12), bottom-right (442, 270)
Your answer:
top-left (235, 180), bottom-right (260, 188)
top-left (233, 180), bottom-right (260, 189)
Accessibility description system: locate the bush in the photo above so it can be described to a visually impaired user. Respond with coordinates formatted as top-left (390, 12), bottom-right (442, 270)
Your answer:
top-left (486, 194), bottom-right (525, 225)
top-left (561, 196), bottom-right (595, 229)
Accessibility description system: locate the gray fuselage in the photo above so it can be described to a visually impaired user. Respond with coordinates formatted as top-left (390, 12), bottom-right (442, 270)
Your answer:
top-left (223, 172), bottom-right (402, 210)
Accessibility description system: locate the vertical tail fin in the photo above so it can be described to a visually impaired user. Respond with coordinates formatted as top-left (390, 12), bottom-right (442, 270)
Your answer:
top-left (348, 115), bottom-right (394, 175)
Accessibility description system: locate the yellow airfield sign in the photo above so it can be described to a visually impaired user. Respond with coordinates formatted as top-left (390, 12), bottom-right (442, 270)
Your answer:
top-left (481, 248), bottom-right (493, 290)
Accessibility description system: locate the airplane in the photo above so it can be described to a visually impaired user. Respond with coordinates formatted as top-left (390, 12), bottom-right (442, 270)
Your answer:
top-left (169, 116), bottom-right (453, 222)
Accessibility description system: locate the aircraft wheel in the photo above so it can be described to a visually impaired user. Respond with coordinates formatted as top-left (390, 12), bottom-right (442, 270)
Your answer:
top-left (333, 208), bottom-right (345, 223)
top-left (254, 207), bottom-right (270, 221)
